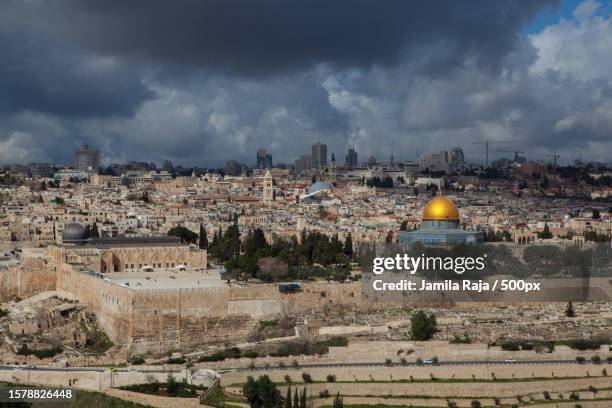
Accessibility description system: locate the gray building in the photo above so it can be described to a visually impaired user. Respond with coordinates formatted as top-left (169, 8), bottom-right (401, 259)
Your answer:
top-left (294, 155), bottom-right (311, 175)
top-left (311, 142), bottom-right (327, 169)
top-left (256, 148), bottom-right (272, 169)
top-left (74, 144), bottom-right (100, 170)
top-left (346, 147), bottom-right (358, 168)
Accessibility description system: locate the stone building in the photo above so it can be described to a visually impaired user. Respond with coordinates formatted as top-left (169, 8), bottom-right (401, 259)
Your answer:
top-left (45, 223), bottom-right (206, 274)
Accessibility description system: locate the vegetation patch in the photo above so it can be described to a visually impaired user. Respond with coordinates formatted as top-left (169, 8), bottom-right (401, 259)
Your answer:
top-left (120, 375), bottom-right (206, 398)
top-left (16, 344), bottom-right (63, 359)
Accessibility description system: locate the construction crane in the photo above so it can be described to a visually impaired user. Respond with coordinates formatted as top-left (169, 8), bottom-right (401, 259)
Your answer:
top-left (496, 150), bottom-right (525, 161)
top-left (472, 140), bottom-right (516, 167)
top-left (543, 153), bottom-right (560, 166)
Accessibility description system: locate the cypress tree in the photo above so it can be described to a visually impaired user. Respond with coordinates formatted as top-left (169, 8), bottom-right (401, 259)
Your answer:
top-left (286, 387), bottom-right (292, 408)
top-left (199, 223), bottom-right (208, 250)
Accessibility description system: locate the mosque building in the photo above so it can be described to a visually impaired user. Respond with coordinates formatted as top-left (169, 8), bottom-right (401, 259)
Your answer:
top-left (398, 196), bottom-right (484, 246)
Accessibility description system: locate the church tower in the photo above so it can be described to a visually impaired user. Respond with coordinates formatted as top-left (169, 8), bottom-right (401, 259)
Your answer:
top-left (263, 170), bottom-right (274, 203)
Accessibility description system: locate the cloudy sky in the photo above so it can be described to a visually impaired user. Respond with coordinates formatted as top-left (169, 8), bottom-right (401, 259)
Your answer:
top-left (1, 0), bottom-right (611, 167)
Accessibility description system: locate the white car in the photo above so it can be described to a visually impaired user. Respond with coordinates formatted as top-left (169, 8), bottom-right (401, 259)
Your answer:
top-left (422, 359), bottom-right (433, 365)
top-left (504, 358), bottom-right (516, 363)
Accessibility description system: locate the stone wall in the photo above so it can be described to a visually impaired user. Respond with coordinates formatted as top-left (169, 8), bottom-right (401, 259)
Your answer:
top-left (54, 265), bottom-right (365, 356)
top-left (0, 266), bottom-right (56, 302)
top-left (56, 264), bottom-right (133, 348)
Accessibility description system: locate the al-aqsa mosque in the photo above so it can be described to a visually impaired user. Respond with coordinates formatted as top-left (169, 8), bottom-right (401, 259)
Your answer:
top-left (398, 196), bottom-right (484, 246)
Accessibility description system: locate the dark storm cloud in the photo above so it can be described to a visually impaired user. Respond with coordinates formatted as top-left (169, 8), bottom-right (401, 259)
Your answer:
top-left (1, 0), bottom-right (610, 167)
top-left (0, 33), bottom-right (154, 118)
top-left (8, 0), bottom-right (556, 75)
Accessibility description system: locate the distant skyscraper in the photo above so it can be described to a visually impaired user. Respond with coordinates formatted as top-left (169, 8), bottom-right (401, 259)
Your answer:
top-left (265, 153), bottom-right (273, 169)
top-left (294, 155), bottom-right (311, 175)
top-left (256, 148), bottom-right (272, 169)
top-left (346, 146), bottom-right (358, 168)
top-left (74, 144), bottom-right (100, 170)
top-left (311, 142), bottom-right (327, 169)
top-left (29, 162), bottom-right (52, 177)
top-left (162, 160), bottom-right (173, 172)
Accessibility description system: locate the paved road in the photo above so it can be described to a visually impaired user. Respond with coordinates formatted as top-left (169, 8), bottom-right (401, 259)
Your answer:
top-left (0, 365), bottom-right (182, 373)
top-left (2, 359), bottom-right (609, 373)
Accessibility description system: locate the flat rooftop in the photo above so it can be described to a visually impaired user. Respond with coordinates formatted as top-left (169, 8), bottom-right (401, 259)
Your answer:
top-left (102, 269), bottom-right (229, 290)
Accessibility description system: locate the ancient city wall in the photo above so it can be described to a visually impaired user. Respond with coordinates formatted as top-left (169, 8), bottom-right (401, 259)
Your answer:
top-left (0, 266), bottom-right (56, 302)
top-left (56, 264), bottom-right (133, 348)
top-left (128, 282), bottom-right (364, 356)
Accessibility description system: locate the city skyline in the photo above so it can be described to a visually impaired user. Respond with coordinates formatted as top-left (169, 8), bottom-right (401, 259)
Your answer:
top-left (1, 1), bottom-right (612, 167)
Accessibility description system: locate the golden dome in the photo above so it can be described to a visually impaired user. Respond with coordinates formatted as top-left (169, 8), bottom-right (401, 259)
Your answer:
top-left (422, 196), bottom-right (460, 221)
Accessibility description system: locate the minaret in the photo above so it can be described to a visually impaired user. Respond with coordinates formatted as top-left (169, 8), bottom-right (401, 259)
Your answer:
top-left (263, 170), bottom-right (274, 203)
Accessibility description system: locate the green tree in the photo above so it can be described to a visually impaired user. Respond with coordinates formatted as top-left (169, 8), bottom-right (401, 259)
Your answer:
top-left (565, 301), bottom-right (576, 317)
top-left (410, 310), bottom-right (436, 341)
top-left (400, 220), bottom-right (408, 231)
top-left (343, 233), bottom-right (353, 256)
top-left (285, 387), bottom-right (292, 408)
top-left (332, 393), bottom-right (343, 408)
top-left (242, 375), bottom-right (279, 408)
top-left (168, 226), bottom-right (198, 244)
top-left (199, 223), bottom-right (208, 250)
top-left (539, 223), bottom-right (553, 239)
top-left (293, 388), bottom-right (299, 408)
top-left (90, 222), bottom-right (100, 238)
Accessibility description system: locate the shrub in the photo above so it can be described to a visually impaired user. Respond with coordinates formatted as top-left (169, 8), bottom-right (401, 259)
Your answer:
top-left (284, 375), bottom-right (292, 383)
top-left (130, 355), bottom-right (145, 365)
top-left (319, 390), bottom-right (330, 398)
top-left (302, 373), bottom-right (312, 382)
top-left (569, 392), bottom-right (579, 400)
top-left (197, 351), bottom-right (226, 362)
top-left (226, 347), bottom-right (241, 359)
top-left (16, 344), bottom-right (63, 359)
top-left (564, 339), bottom-right (603, 350)
top-left (470, 400), bottom-right (482, 408)
top-left (400, 357), bottom-right (407, 365)
top-left (543, 391), bottom-right (551, 400)
top-left (576, 356), bottom-right (586, 364)
top-left (243, 351), bottom-right (258, 359)
top-left (166, 357), bottom-right (186, 365)
top-left (385, 358), bottom-right (392, 365)
top-left (590, 355), bottom-right (601, 364)
top-left (410, 310), bottom-right (436, 340)
top-left (326, 374), bottom-right (336, 382)
top-left (500, 340), bottom-right (520, 351)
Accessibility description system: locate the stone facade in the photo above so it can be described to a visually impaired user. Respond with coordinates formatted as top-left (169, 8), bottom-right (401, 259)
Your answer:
top-left (55, 262), bottom-right (363, 356)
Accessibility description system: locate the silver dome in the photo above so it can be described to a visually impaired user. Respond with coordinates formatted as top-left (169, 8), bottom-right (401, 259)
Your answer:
top-left (62, 223), bottom-right (87, 243)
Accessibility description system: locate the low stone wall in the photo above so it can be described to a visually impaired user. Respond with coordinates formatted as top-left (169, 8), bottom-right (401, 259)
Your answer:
top-left (0, 368), bottom-right (187, 391)
top-left (103, 388), bottom-right (201, 408)
top-left (221, 364), bottom-right (609, 388)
